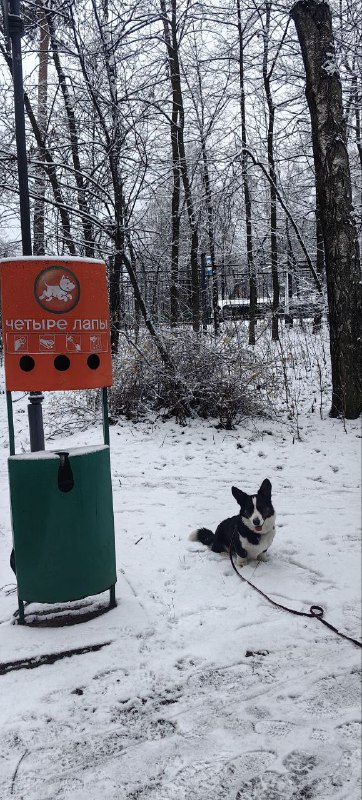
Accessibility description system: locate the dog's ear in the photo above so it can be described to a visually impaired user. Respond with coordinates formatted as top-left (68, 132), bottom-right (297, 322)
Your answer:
top-left (231, 486), bottom-right (248, 507)
top-left (258, 478), bottom-right (272, 500)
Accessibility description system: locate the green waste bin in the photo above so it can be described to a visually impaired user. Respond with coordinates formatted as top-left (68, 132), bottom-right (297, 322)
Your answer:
top-left (8, 445), bottom-right (117, 607)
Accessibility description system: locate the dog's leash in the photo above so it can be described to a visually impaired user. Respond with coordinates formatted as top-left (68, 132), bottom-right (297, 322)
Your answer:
top-left (229, 528), bottom-right (362, 649)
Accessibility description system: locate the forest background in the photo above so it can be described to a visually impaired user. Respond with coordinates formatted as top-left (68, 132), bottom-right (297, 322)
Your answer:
top-left (0, 0), bottom-right (361, 422)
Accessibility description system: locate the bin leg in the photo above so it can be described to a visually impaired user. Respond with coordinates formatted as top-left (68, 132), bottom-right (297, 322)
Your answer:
top-left (109, 584), bottom-right (116, 608)
top-left (18, 597), bottom-right (25, 625)
top-left (102, 387), bottom-right (110, 446)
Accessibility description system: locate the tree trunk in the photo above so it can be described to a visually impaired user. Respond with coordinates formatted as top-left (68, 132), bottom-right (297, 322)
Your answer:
top-left (46, 7), bottom-right (94, 257)
top-left (291, 0), bottom-right (361, 419)
top-left (263, 2), bottom-right (279, 341)
top-left (190, 39), bottom-right (219, 334)
top-left (200, 137), bottom-right (219, 335)
top-left (352, 74), bottom-right (362, 224)
top-left (109, 247), bottom-right (122, 355)
top-left (313, 202), bottom-right (325, 332)
top-left (237, 0), bottom-right (257, 345)
top-left (170, 102), bottom-right (180, 326)
top-left (285, 217), bottom-right (295, 328)
top-left (161, 0), bottom-right (200, 332)
top-left (33, 0), bottom-right (49, 256)
top-left (1, 42), bottom-right (76, 254)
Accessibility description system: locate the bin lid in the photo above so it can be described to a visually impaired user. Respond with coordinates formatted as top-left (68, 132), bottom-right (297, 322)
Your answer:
top-left (8, 445), bottom-right (109, 461)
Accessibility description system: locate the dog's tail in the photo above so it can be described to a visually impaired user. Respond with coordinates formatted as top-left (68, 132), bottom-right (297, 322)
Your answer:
top-left (189, 527), bottom-right (215, 547)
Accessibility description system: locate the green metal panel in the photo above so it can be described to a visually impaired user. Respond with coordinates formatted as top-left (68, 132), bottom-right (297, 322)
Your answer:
top-left (8, 446), bottom-right (117, 603)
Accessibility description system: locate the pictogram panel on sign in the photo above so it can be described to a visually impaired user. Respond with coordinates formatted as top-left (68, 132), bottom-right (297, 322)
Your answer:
top-left (0, 257), bottom-right (113, 391)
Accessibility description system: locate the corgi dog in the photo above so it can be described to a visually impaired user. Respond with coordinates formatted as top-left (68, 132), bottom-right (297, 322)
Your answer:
top-left (189, 479), bottom-right (276, 566)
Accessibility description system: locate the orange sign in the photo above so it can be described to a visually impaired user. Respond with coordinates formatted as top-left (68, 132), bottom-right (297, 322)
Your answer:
top-left (0, 257), bottom-right (113, 391)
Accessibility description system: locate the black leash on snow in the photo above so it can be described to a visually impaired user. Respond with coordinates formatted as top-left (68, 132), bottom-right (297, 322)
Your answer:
top-left (229, 528), bottom-right (362, 649)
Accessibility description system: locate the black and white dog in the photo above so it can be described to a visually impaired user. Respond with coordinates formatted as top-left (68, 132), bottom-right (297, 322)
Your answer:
top-left (189, 479), bottom-right (276, 566)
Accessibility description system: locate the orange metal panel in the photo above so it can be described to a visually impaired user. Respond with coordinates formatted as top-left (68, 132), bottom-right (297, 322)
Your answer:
top-left (0, 257), bottom-right (113, 391)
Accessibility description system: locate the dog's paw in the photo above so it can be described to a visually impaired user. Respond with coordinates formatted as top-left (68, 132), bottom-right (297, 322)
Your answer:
top-left (236, 556), bottom-right (247, 568)
top-left (257, 551), bottom-right (268, 562)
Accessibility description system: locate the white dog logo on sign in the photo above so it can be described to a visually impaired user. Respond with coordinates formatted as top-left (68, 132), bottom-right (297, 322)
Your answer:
top-left (34, 266), bottom-right (80, 313)
top-left (39, 274), bottom-right (75, 303)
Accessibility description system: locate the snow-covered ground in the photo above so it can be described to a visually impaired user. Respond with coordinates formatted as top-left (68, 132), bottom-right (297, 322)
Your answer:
top-left (0, 334), bottom-right (361, 800)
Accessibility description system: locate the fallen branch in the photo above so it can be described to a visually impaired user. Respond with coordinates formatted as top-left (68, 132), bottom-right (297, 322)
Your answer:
top-left (0, 641), bottom-right (112, 676)
top-left (11, 749), bottom-right (29, 795)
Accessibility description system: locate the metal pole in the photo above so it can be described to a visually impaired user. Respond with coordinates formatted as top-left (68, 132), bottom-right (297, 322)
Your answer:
top-left (6, 391), bottom-right (15, 455)
top-left (109, 584), bottom-right (116, 608)
top-left (18, 597), bottom-right (25, 625)
top-left (102, 387), bottom-right (110, 446)
top-left (8, 0), bottom-right (45, 451)
top-left (28, 393), bottom-right (45, 450)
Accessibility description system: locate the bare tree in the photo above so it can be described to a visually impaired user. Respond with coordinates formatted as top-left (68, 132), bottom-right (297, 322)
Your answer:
top-left (182, 29), bottom-right (227, 335)
top-left (291, 0), bottom-right (361, 419)
top-left (46, 2), bottom-right (94, 256)
top-left (33, 0), bottom-right (49, 255)
top-left (160, 0), bottom-right (200, 332)
top-left (260, 2), bottom-right (290, 341)
top-left (236, 0), bottom-right (257, 344)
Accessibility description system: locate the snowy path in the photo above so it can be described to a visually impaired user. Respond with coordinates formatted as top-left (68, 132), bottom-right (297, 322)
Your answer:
top-left (0, 398), bottom-right (361, 799)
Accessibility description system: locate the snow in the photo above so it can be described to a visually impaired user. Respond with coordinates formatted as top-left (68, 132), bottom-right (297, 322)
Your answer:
top-left (0, 343), bottom-right (361, 800)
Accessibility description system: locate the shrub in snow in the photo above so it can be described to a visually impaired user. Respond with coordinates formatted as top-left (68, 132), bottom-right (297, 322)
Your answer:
top-left (46, 389), bottom-right (102, 437)
top-left (110, 330), bottom-right (274, 427)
